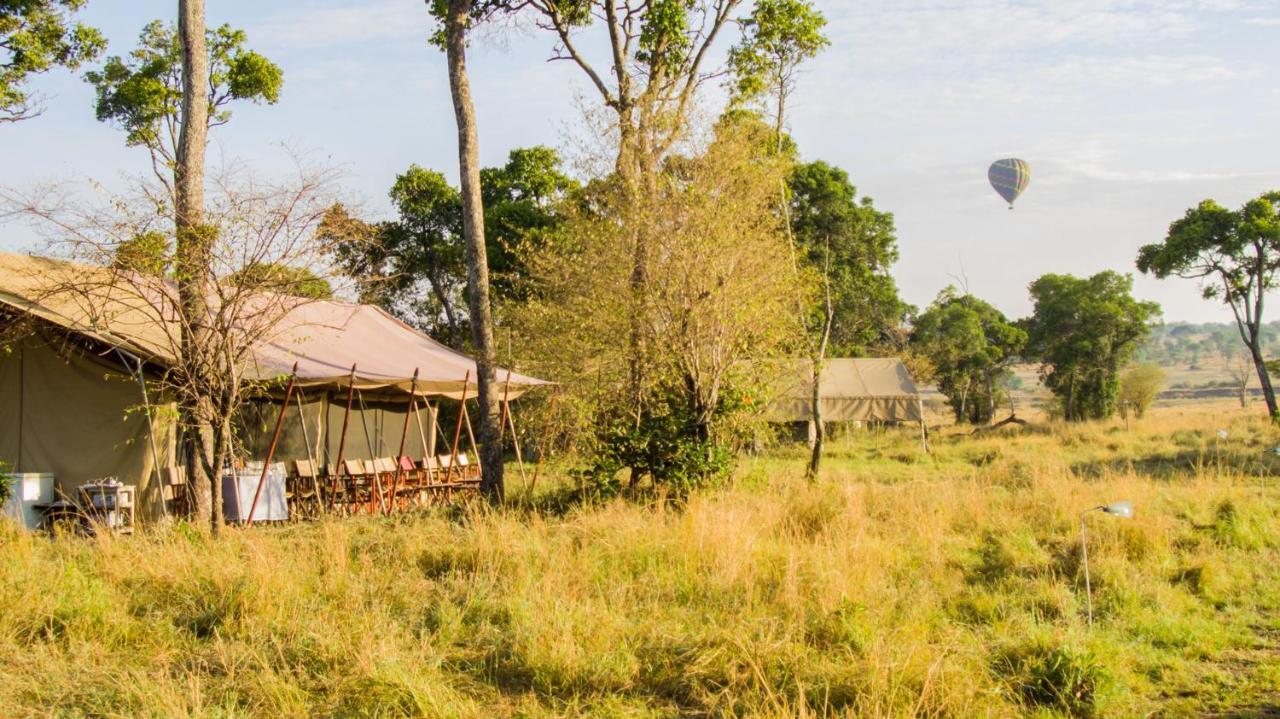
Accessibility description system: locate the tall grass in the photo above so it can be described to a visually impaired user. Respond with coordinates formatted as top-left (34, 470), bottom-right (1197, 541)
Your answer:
top-left (1, 404), bottom-right (1278, 717)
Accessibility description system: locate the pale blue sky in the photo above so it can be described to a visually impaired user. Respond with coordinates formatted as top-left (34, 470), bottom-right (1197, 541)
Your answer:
top-left (2, 0), bottom-right (1279, 323)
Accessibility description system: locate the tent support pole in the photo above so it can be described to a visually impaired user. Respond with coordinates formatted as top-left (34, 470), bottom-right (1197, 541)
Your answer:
top-left (113, 348), bottom-right (169, 520)
top-left (503, 371), bottom-right (528, 492)
top-left (506, 399), bottom-right (528, 493)
top-left (331, 364), bottom-right (357, 514)
top-left (249, 362), bottom-right (298, 524)
top-left (388, 369), bottom-right (419, 515)
top-left (446, 371), bottom-right (470, 485)
top-left (355, 388), bottom-right (383, 515)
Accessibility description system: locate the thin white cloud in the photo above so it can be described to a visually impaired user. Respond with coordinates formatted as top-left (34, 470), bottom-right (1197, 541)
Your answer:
top-left (251, 1), bottom-right (431, 50)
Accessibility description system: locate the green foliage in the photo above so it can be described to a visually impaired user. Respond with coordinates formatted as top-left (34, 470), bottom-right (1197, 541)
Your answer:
top-left (0, 459), bottom-right (11, 507)
top-left (728, 0), bottom-right (829, 114)
top-left (912, 287), bottom-right (1026, 424)
top-left (789, 160), bottom-right (909, 355)
top-left (576, 384), bottom-right (739, 499)
top-left (1024, 272), bottom-right (1160, 422)
top-left (325, 147), bottom-right (578, 346)
top-left (85, 20), bottom-right (281, 162)
top-left (0, 0), bottom-right (104, 122)
top-left (1118, 363), bottom-right (1165, 419)
top-left (111, 231), bottom-right (170, 276)
top-left (993, 641), bottom-right (1104, 717)
top-left (227, 263), bottom-right (333, 300)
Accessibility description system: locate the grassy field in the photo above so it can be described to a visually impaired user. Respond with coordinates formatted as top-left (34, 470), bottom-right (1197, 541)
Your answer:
top-left (2, 404), bottom-right (1279, 717)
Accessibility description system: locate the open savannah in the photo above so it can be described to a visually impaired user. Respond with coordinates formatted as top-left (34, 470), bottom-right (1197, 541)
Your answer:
top-left (3, 403), bottom-right (1279, 718)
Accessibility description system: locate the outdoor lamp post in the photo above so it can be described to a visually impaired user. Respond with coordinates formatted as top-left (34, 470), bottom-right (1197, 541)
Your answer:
top-left (1080, 501), bottom-right (1133, 626)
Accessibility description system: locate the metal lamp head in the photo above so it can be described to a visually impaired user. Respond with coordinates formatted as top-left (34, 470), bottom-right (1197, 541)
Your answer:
top-left (1101, 501), bottom-right (1133, 519)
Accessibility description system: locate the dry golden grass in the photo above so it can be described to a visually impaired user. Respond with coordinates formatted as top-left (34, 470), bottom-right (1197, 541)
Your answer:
top-left (1, 403), bottom-right (1278, 717)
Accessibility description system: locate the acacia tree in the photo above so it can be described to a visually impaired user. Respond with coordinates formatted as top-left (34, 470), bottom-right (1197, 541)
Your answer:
top-left (1, 0), bottom-right (104, 123)
top-left (85, 9), bottom-right (281, 529)
top-left (912, 287), bottom-right (1025, 425)
top-left (1023, 272), bottom-right (1160, 422)
top-left (1137, 192), bottom-right (1280, 420)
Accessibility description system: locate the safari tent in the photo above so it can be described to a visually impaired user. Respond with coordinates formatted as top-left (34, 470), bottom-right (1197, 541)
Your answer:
top-left (0, 252), bottom-right (546, 520)
top-left (766, 358), bottom-right (925, 437)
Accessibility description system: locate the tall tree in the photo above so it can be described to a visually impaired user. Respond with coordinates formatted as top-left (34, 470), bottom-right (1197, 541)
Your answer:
top-left (912, 287), bottom-right (1026, 425)
top-left (1023, 272), bottom-right (1160, 422)
top-left (1, 0), bottom-right (104, 123)
top-left (434, 0), bottom-right (504, 500)
top-left (1137, 192), bottom-right (1280, 420)
top-left (726, 0), bottom-right (828, 476)
top-left (86, 8), bottom-right (281, 530)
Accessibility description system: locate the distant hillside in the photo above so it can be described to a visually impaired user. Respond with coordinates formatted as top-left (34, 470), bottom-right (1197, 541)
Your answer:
top-left (1135, 320), bottom-right (1280, 370)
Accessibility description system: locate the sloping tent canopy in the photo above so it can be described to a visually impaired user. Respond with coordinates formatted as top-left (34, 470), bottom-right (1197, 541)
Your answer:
top-left (765, 358), bottom-right (924, 424)
top-left (0, 252), bottom-right (547, 398)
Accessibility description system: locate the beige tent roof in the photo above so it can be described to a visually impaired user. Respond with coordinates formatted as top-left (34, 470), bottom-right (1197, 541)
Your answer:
top-left (766, 358), bottom-right (923, 423)
top-left (0, 252), bottom-right (546, 398)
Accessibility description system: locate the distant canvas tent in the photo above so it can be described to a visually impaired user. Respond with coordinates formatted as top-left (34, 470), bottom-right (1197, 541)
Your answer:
top-left (765, 358), bottom-right (925, 427)
top-left (0, 253), bottom-right (546, 519)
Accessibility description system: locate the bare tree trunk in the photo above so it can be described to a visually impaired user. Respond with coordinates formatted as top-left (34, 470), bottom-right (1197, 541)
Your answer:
top-left (444, 0), bottom-right (504, 501)
top-left (175, 0), bottom-right (217, 531)
top-left (1248, 337), bottom-right (1278, 421)
top-left (806, 261), bottom-right (835, 481)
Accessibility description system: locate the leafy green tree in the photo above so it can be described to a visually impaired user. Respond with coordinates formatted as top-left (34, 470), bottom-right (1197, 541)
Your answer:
top-left (85, 20), bottom-right (281, 184)
top-left (789, 160), bottom-right (909, 356)
top-left (1137, 192), bottom-right (1280, 420)
top-left (912, 287), bottom-right (1026, 424)
top-left (324, 147), bottom-right (577, 348)
top-left (727, 0), bottom-right (828, 137)
top-left (1, 0), bottom-right (104, 123)
top-left (481, 145), bottom-right (578, 299)
top-left (1024, 272), bottom-right (1160, 422)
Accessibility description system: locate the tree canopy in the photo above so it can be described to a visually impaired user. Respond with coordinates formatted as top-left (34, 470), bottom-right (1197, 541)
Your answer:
top-left (1, 0), bottom-right (104, 123)
top-left (85, 20), bottom-right (281, 180)
top-left (1023, 271), bottom-right (1160, 422)
top-left (324, 146), bottom-right (578, 347)
top-left (912, 287), bottom-right (1025, 424)
top-left (789, 159), bottom-right (909, 356)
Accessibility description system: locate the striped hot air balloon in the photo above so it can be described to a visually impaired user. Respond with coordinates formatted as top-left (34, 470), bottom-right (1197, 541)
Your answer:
top-left (988, 158), bottom-right (1031, 209)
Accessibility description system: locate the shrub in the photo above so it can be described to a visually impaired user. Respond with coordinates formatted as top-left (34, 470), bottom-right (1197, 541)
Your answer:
top-left (994, 641), bottom-right (1105, 717)
top-left (1119, 363), bottom-right (1166, 419)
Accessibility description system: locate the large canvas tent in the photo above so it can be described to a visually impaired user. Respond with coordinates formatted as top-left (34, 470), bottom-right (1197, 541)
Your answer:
top-left (766, 358), bottom-right (924, 425)
top-left (0, 252), bottom-right (546, 519)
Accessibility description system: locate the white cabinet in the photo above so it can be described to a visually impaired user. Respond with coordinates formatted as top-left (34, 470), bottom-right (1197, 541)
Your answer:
top-left (3, 473), bottom-right (55, 530)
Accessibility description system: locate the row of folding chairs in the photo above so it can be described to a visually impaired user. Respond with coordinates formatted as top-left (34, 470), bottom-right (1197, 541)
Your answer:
top-left (286, 454), bottom-right (482, 518)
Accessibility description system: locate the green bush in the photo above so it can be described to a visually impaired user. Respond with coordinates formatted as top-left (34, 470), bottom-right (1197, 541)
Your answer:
top-left (0, 460), bottom-right (11, 507)
top-left (576, 385), bottom-right (740, 499)
top-left (994, 641), bottom-right (1104, 717)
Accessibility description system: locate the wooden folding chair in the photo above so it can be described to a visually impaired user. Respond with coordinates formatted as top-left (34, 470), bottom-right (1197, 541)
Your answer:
top-left (456, 453), bottom-right (482, 490)
top-left (340, 459), bottom-right (375, 515)
top-left (160, 466), bottom-right (189, 517)
top-left (289, 460), bottom-right (322, 520)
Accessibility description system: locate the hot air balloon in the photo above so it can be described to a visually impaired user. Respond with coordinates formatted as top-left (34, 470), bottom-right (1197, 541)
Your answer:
top-left (988, 158), bottom-right (1030, 209)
